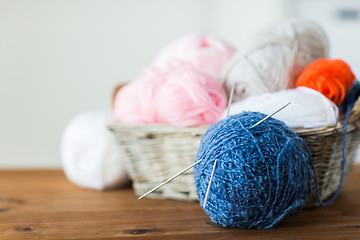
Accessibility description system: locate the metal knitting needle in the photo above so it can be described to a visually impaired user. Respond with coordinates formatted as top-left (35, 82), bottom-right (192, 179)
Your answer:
top-left (250, 101), bottom-right (291, 128)
top-left (202, 80), bottom-right (236, 208)
top-left (138, 159), bottom-right (203, 200)
top-left (202, 159), bottom-right (218, 208)
top-left (225, 83), bottom-right (236, 117)
top-left (138, 66), bottom-right (238, 200)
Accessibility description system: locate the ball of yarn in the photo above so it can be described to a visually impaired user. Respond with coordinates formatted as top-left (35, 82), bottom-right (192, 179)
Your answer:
top-left (222, 18), bottom-right (329, 102)
top-left (194, 112), bottom-right (312, 229)
top-left (224, 87), bottom-right (339, 129)
top-left (153, 33), bottom-right (235, 79)
top-left (114, 68), bottom-right (161, 124)
top-left (114, 61), bottom-right (227, 127)
top-left (61, 110), bottom-right (129, 190)
top-left (338, 80), bottom-right (360, 113)
top-left (296, 59), bottom-right (356, 105)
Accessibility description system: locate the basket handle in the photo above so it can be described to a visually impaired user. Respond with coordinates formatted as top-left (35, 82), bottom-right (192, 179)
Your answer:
top-left (112, 83), bottom-right (126, 108)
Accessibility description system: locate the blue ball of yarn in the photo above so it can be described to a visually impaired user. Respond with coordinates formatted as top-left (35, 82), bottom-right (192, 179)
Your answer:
top-left (194, 111), bottom-right (312, 229)
top-left (339, 80), bottom-right (360, 113)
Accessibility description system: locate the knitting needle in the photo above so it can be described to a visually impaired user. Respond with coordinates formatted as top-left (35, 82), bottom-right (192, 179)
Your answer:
top-left (202, 80), bottom-right (237, 208)
top-left (138, 159), bottom-right (203, 200)
top-left (202, 159), bottom-right (218, 208)
top-left (138, 76), bottom-right (237, 200)
top-left (250, 101), bottom-right (291, 128)
top-left (225, 83), bottom-right (236, 117)
top-left (138, 91), bottom-right (290, 201)
top-left (202, 101), bottom-right (291, 208)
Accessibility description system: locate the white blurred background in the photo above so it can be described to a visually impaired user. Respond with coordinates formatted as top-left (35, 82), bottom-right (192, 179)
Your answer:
top-left (1, 0), bottom-right (360, 168)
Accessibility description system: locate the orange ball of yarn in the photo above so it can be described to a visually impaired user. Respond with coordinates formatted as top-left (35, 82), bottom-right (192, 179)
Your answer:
top-left (295, 59), bottom-right (355, 105)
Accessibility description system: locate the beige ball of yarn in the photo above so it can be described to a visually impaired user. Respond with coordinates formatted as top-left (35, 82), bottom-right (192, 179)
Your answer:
top-left (222, 18), bottom-right (329, 101)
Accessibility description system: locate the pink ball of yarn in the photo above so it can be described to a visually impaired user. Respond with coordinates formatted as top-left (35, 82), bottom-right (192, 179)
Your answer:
top-left (114, 68), bottom-right (161, 124)
top-left (152, 33), bottom-right (235, 79)
top-left (114, 61), bottom-right (227, 127)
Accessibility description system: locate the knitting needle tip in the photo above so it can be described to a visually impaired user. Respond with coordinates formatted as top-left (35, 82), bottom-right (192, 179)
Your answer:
top-left (251, 101), bottom-right (291, 128)
top-left (202, 159), bottom-right (218, 208)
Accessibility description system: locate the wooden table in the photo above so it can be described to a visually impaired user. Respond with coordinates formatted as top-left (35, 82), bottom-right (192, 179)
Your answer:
top-left (0, 167), bottom-right (360, 240)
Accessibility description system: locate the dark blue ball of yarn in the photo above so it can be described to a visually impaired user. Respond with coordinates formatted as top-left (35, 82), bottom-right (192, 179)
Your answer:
top-left (339, 80), bottom-right (360, 113)
top-left (194, 111), bottom-right (312, 229)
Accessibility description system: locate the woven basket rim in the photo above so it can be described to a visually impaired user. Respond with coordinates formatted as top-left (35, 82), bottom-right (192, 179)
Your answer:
top-left (292, 124), bottom-right (338, 135)
top-left (108, 121), bottom-right (360, 135)
top-left (108, 122), bottom-right (345, 134)
top-left (108, 100), bottom-right (360, 135)
top-left (108, 123), bottom-right (209, 134)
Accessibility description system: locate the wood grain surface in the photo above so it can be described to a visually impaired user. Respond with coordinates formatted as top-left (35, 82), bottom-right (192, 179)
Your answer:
top-left (0, 167), bottom-right (360, 239)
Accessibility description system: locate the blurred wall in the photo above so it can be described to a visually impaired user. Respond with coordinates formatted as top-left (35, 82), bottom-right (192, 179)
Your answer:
top-left (289, 0), bottom-right (360, 77)
top-left (0, 0), bottom-right (286, 168)
top-left (289, 0), bottom-right (360, 163)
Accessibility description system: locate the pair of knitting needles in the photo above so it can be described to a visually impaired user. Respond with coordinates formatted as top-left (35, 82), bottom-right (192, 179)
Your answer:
top-left (138, 82), bottom-right (290, 205)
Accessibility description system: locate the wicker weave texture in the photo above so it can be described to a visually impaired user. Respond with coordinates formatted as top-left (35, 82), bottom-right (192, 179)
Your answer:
top-left (296, 121), bottom-right (360, 207)
top-left (109, 119), bottom-right (360, 206)
top-left (109, 124), bottom-right (207, 200)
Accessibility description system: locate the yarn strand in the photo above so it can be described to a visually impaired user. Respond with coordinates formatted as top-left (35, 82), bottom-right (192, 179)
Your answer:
top-left (310, 109), bottom-right (350, 206)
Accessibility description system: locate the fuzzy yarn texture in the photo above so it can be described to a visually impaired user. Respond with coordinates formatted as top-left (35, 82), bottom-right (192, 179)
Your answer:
top-left (114, 61), bottom-right (227, 127)
top-left (224, 87), bottom-right (339, 129)
top-left (194, 112), bottom-right (312, 229)
top-left (296, 59), bottom-right (355, 105)
top-left (153, 33), bottom-right (235, 79)
top-left (61, 110), bottom-right (129, 190)
top-left (222, 18), bottom-right (329, 102)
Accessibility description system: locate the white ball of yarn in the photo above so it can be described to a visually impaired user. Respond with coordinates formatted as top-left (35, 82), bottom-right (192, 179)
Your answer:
top-left (222, 18), bottom-right (329, 102)
top-left (224, 87), bottom-right (339, 129)
top-left (61, 110), bottom-right (129, 190)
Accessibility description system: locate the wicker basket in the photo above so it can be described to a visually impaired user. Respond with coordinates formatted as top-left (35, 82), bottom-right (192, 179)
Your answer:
top-left (295, 118), bottom-right (360, 207)
top-left (108, 101), bottom-right (360, 207)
